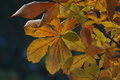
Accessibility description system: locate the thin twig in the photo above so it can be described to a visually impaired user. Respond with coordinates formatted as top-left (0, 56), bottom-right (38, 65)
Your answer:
top-left (93, 24), bottom-right (120, 46)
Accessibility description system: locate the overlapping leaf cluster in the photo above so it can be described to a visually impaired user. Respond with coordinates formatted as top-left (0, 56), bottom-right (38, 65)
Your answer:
top-left (11, 0), bottom-right (120, 80)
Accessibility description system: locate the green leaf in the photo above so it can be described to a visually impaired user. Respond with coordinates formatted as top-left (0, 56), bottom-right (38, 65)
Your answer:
top-left (70, 3), bottom-right (80, 13)
top-left (62, 31), bottom-right (85, 52)
top-left (86, 55), bottom-right (96, 64)
top-left (60, 1), bottom-right (72, 16)
top-left (85, 64), bottom-right (100, 77)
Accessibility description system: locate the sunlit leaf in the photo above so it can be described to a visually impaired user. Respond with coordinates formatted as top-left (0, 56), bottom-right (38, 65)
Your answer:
top-left (59, 38), bottom-right (72, 68)
top-left (63, 54), bottom-right (88, 74)
top-left (49, 18), bottom-right (61, 34)
top-left (68, 68), bottom-right (93, 80)
top-left (86, 11), bottom-right (98, 21)
top-left (106, 0), bottom-right (119, 20)
top-left (60, 1), bottom-right (72, 16)
top-left (60, 18), bottom-right (76, 34)
top-left (27, 37), bottom-right (57, 63)
top-left (40, 3), bottom-right (59, 26)
top-left (45, 39), bottom-right (60, 74)
top-left (11, 1), bottom-right (55, 19)
top-left (24, 19), bottom-right (57, 38)
top-left (95, 0), bottom-right (106, 11)
top-left (62, 31), bottom-right (85, 52)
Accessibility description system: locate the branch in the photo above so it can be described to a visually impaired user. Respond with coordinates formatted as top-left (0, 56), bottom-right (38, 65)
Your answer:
top-left (93, 24), bottom-right (120, 46)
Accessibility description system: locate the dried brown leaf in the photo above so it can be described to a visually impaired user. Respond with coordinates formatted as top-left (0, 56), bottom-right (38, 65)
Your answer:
top-left (106, 0), bottom-right (119, 20)
top-left (40, 3), bottom-right (59, 26)
top-left (11, 1), bottom-right (55, 19)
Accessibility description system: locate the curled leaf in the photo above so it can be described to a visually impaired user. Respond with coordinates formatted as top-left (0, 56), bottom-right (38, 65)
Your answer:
top-left (24, 19), bottom-right (57, 38)
top-left (40, 3), bottom-right (60, 26)
top-left (11, 1), bottom-right (55, 19)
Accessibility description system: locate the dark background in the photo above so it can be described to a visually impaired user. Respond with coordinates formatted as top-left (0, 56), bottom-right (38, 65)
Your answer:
top-left (0, 0), bottom-right (69, 80)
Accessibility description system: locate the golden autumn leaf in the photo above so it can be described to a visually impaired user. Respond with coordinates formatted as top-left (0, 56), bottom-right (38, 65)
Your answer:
top-left (68, 68), bottom-right (93, 80)
top-left (45, 38), bottom-right (72, 74)
top-left (40, 3), bottom-right (60, 26)
top-left (80, 27), bottom-right (92, 48)
top-left (59, 38), bottom-right (72, 69)
top-left (27, 37), bottom-right (57, 63)
top-left (63, 54), bottom-right (88, 75)
top-left (11, 1), bottom-right (55, 19)
top-left (106, 0), bottom-right (119, 20)
top-left (24, 19), bottom-right (57, 38)
top-left (60, 18), bottom-right (76, 34)
top-left (45, 39), bottom-right (61, 74)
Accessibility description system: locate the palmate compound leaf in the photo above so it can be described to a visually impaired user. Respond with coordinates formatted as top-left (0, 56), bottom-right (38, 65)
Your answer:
top-left (68, 68), bottom-right (94, 80)
top-left (11, 1), bottom-right (55, 19)
top-left (24, 19), bottom-right (57, 38)
top-left (45, 38), bottom-right (72, 74)
top-left (63, 54), bottom-right (89, 75)
top-left (62, 31), bottom-right (85, 52)
top-left (27, 37), bottom-right (57, 63)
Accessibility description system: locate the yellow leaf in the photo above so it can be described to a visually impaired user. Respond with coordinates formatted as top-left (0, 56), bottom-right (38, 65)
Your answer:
top-left (59, 38), bottom-right (72, 68)
top-left (95, 0), bottom-right (106, 11)
top-left (68, 68), bottom-right (93, 80)
top-left (11, 1), bottom-right (55, 19)
top-left (45, 39), bottom-right (60, 74)
top-left (49, 18), bottom-right (61, 34)
top-left (45, 38), bottom-right (72, 74)
top-left (60, 18), bottom-right (76, 34)
top-left (40, 3), bottom-right (60, 26)
top-left (63, 54), bottom-right (88, 75)
top-left (27, 37), bottom-right (57, 63)
top-left (86, 11), bottom-right (98, 21)
top-left (24, 19), bottom-right (57, 38)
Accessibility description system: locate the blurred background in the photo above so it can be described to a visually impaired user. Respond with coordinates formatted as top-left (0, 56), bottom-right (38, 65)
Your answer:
top-left (0, 0), bottom-right (69, 80)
